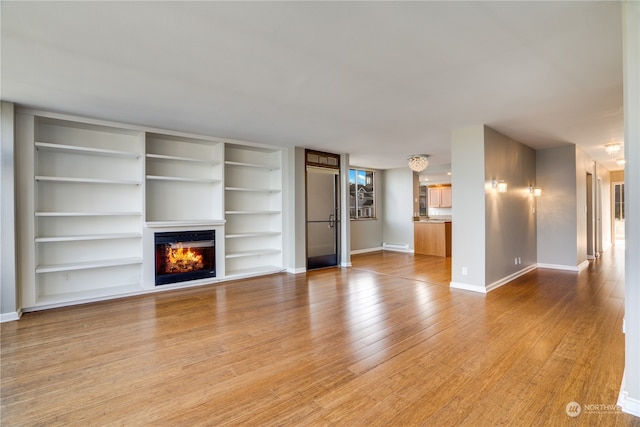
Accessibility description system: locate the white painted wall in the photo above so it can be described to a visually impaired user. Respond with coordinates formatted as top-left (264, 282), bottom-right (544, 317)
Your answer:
top-left (450, 125), bottom-right (486, 290)
top-left (620, 0), bottom-right (640, 416)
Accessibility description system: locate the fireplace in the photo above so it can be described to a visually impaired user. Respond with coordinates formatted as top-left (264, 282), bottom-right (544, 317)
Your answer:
top-left (154, 230), bottom-right (215, 285)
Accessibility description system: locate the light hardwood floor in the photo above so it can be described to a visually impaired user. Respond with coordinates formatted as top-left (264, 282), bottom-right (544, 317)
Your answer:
top-left (2, 249), bottom-right (638, 426)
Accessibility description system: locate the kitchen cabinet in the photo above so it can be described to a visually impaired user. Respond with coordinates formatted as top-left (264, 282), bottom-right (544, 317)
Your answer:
top-left (414, 221), bottom-right (452, 257)
top-left (428, 186), bottom-right (452, 208)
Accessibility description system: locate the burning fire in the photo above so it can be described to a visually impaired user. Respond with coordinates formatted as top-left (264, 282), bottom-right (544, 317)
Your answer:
top-left (166, 245), bottom-right (204, 273)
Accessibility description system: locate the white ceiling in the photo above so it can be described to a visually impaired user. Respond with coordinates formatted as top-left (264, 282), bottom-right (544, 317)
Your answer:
top-left (1, 1), bottom-right (624, 171)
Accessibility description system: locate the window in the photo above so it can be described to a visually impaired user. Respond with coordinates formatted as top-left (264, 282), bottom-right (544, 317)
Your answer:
top-left (349, 169), bottom-right (375, 219)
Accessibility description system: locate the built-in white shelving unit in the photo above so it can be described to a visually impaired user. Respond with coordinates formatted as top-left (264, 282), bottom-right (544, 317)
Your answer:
top-left (224, 144), bottom-right (284, 278)
top-left (15, 110), bottom-right (287, 311)
top-left (145, 133), bottom-right (223, 222)
top-left (31, 116), bottom-right (144, 306)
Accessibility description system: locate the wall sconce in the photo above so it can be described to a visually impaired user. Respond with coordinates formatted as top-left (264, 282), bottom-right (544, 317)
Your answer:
top-left (529, 186), bottom-right (542, 197)
top-left (491, 179), bottom-right (507, 193)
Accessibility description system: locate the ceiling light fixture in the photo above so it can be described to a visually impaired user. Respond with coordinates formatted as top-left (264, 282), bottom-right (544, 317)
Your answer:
top-left (408, 154), bottom-right (430, 172)
top-left (605, 142), bottom-right (622, 157)
top-left (616, 158), bottom-right (626, 166)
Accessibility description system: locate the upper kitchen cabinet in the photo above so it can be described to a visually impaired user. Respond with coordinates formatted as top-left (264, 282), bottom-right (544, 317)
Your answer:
top-left (428, 185), bottom-right (452, 208)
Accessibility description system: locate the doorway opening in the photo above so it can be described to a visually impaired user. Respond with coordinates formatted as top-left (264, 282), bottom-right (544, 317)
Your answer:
top-left (613, 181), bottom-right (625, 247)
top-left (305, 150), bottom-right (340, 270)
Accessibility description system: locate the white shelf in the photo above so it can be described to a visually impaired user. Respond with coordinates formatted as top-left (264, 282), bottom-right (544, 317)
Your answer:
top-left (146, 153), bottom-right (220, 165)
top-left (225, 161), bottom-right (279, 170)
top-left (35, 141), bottom-right (140, 158)
top-left (146, 175), bottom-right (221, 183)
top-left (35, 283), bottom-right (142, 306)
top-left (225, 231), bottom-right (280, 239)
top-left (225, 210), bottom-right (282, 215)
top-left (36, 176), bottom-right (141, 185)
top-left (36, 257), bottom-right (143, 274)
top-left (225, 249), bottom-right (281, 259)
top-left (35, 212), bottom-right (142, 217)
top-left (225, 187), bottom-right (281, 193)
top-left (35, 233), bottom-right (142, 243)
top-left (224, 266), bottom-right (285, 279)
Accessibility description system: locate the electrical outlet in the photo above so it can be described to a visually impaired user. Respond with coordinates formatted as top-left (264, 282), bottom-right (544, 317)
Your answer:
top-left (462, 267), bottom-right (468, 276)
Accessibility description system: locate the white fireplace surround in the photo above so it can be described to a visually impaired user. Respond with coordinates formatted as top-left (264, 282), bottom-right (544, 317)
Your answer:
top-left (143, 221), bottom-right (226, 290)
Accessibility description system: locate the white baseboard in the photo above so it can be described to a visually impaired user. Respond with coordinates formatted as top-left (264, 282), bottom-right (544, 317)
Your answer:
top-left (451, 264), bottom-right (537, 294)
top-left (1, 310), bottom-right (22, 323)
top-left (450, 281), bottom-right (487, 294)
top-left (286, 267), bottom-right (306, 274)
top-left (486, 264), bottom-right (538, 292)
top-left (340, 262), bottom-right (352, 268)
top-left (618, 372), bottom-right (640, 417)
top-left (350, 246), bottom-right (383, 255)
top-left (537, 260), bottom-right (589, 272)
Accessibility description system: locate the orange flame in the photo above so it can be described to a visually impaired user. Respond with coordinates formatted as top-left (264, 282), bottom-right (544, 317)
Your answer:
top-left (168, 245), bottom-right (203, 265)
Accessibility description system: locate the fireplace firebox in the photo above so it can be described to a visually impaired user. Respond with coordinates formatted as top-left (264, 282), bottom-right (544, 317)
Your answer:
top-left (154, 230), bottom-right (215, 285)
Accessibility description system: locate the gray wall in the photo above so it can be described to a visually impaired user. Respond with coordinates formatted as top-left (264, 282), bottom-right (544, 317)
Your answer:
top-left (350, 219), bottom-right (383, 252)
top-left (483, 126), bottom-right (537, 286)
top-left (1, 102), bottom-right (19, 320)
top-left (451, 125), bottom-right (486, 289)
top-left (381, 167), bottom-right (414, 250)
top-left (283, 147), bottom-right (307, 273)
top-left (536, 145), bottom-right (578, 268)
top-left (451, 125), bottom-right (537, 291)
top-left (536, 145), bottom-right (600, 270)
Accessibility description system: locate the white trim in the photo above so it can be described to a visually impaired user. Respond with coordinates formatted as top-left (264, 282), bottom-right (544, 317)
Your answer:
top-left (618, 372), bottom-right (640, 417)
top-left (451, 264), bottom-right (538, 294)
top-left (486, 264), bottom-right (538, 292)
top-left (340, 262), bottom-right (353, 268)
top-left (537, 260), bottom-right (589, 272)
top-left (145, 220), bottom-right (226, 228)
top-left (286, 267), bottom-right (306, 274)
top-left (1, 310), bottom-right (22, 323)
top-left (449, 281), bottom-right (487, 294)
top-left (350, 246), bottom-right (383, 255)
top-left (382, 242), bottom-right (410, 251)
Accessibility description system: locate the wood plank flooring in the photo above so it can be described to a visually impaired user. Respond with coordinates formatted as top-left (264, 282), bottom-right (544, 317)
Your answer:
top-left (2, 249), bottom-right (638, 426)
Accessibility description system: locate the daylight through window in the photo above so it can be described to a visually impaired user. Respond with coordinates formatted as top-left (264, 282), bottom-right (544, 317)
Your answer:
top-left (349, 169), bottom-right (375, 219)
